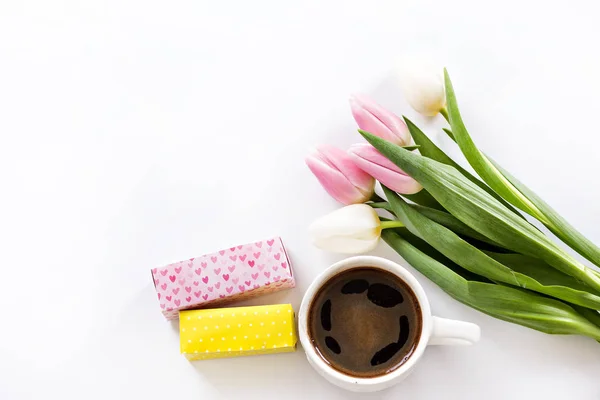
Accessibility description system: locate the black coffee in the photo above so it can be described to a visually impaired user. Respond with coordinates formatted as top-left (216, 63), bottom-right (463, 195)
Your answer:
top-left (308, 267), bottom-right (422, 377)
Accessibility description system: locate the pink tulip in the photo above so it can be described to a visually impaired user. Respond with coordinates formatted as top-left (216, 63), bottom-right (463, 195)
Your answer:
top-left (348, 143), bottom-right (423, 194)
top-left (349, 94), bottom-right (411, 146)
top-left (306, 145), bottom-right (375, 204)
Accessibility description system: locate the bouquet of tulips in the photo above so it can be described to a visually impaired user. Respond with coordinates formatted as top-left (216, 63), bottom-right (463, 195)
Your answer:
top-left (306, 66), bottom-right (600, 341)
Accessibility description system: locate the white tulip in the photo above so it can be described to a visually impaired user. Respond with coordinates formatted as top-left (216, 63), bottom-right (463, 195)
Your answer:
top-left (309, 204), bottom-right (382, 254)
top-left (396, 59), bottom-right (446, 117)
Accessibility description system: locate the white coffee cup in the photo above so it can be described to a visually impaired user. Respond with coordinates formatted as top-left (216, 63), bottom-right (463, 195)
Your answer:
top-left (298, 255), bottom-right (480, 392)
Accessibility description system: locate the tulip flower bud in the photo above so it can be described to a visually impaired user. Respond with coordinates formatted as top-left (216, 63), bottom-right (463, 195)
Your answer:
top-left (396, 59), bottom-right (446, 117)
top-left (349, 94), bottom-right (411, 146)
top-left (309, 204), bottom-right (382, 254)
top-left (348, 143), bottom-right (423, 194)
top-left (306, 145), bottom-right (375, 205)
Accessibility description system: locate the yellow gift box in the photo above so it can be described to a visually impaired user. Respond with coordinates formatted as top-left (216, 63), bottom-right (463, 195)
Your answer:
top-left (180, 304), bottom-right (297, 360)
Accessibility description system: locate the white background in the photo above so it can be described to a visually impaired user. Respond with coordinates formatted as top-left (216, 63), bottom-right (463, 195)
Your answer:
top-left (1, 1), bottom-right (600, 399)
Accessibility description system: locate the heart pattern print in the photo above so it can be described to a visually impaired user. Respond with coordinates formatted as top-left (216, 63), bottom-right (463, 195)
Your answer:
top-left (152, 237), bottom-right (295, 320)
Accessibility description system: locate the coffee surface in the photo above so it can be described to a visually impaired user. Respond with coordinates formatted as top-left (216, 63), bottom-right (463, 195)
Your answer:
top-left (308, 267), bottom-right (422, 377)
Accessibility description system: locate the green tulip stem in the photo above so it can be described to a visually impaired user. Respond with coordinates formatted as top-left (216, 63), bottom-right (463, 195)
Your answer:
top-left (370, 202), bottom-right (393, 212)
top-left (370, 192), bottom-right (386, 203)
top-left (439, 107), bottom-right (450, 122)
top-left (380, 220), bottom-right (404, 230)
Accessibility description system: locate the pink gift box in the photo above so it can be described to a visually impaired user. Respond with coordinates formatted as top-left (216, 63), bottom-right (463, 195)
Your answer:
top-left (151, 237), bottom-right (295, 320)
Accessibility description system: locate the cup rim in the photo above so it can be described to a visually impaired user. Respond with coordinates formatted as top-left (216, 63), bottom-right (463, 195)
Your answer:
top-left (298, 255), bottom-right (432, 388)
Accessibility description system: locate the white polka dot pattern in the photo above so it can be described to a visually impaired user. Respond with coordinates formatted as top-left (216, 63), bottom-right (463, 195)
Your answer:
top-left (180, 304), bottom-right (297, 360)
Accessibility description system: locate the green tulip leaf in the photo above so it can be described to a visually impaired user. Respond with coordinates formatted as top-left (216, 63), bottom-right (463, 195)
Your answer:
top-left (401, 145), bottom-right (420, 151)
top-left (382, 229), bottom-right (600, 340)
top-left (444, 69), bottom-right (600, 268)
top-left (483, 252), bottom-right (593, 292)
top-left (359, 129), bottom-right (600, 293)
top-left (370, 201), bottom-right (394, 213)
top-left (442, 128), bottom-right (455, 141)
top-left (489, 158), bottom-right (600, 268)
top-left (375, 201), bottom-right (510, 251)
top-left (383, 186), bottom-right (600, 309)
top-left (572, 306), bottom-right (600, 330)
top-left (443, 69), bottom-right (546, 221)
top-left (402, 189), bottom-right (445, 211)
top-left (404, 117), bottom-right (523, 218)
top-left (408, 204), bottom-right (500, 247)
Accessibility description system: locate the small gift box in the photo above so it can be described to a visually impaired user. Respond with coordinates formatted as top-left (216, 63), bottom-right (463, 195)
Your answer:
top-left (151, 237), bottom-right (295, 320)
top-left (179, 304), bottom-right (297, 360)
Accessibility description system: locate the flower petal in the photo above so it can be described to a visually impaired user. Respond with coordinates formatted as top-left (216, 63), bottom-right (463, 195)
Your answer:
top-left (306, 152), bottom-right (369, 204)
top-left (349, 144), bottom-right (423, 194)
top-left (396, 60), bottom-right (446, 117)
top-left (309, 204), bottom-right (381, 240)
top-left (316, 145), bottom-right (374, 196)
top-left (350, 95), bottom-right (410, 145)
top-left (312, 235), bottom-right (380, 254)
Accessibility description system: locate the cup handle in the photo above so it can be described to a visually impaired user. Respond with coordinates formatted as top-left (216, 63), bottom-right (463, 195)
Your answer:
top-left (428, 316), bottom-right (481, 346)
